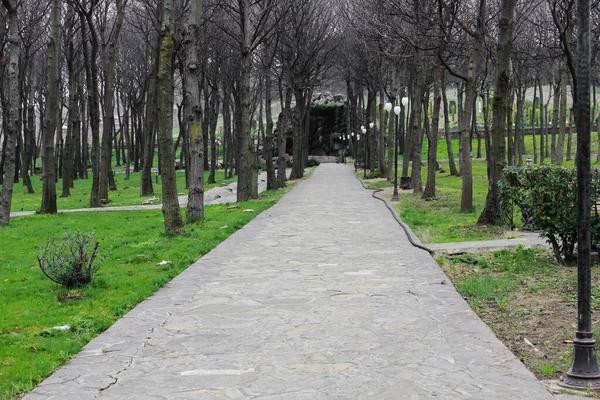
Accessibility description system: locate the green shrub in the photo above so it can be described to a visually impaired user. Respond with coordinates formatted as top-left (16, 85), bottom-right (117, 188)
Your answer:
top-left (500, 165), bottom-right (600, 264)
top-left (38, 232), bottom-right (104, 288)
top-left (307, 158), bottom-right (321, 167)
top-left (366, 169), bottom-right (381, 179)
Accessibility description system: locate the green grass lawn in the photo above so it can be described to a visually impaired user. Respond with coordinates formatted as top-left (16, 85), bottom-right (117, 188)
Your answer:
top-left (363, 131), bottom-right (600, 244)
top-left (400, 131), bottom-right (600, 164)
top-left (362, 160), bottom-right (509, 244)
top-left (8, 170), bottom-right (236, 213)
top-left (0, 185), bottom-right (291, 399)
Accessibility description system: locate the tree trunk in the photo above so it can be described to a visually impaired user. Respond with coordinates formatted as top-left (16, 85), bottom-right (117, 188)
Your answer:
top-left (423, 68), bottom-right (441, 200)
top-left (208, 92), bottom-right (219, 184)
top-left (481, 90), bottom-right (491, 168)
top-left (290, 86), bottom-right (305, 180)
top-left (442, 74), bottom-right (458, 176)
top-left (532, 84), bottom-right (537, 164)
top-left (140, 75), bottom-right (157, 196)
top-left (185, 0), bottom-right (205, 223)
top-left (566, 107), bottom-right (573, 161)
top-left (379, 75), bottom-right (387, 178)
top-left (40, 0), bottom-right (61, 214)
top-left (551, 79), bottom-right (559, 163)
top-left (477, 0), bottom-right (514, 225)
top-left (538, 79), bottom-right (545, 164)
top-left (507, 90), bottom-right (514, 165)
top-left (80, 10), bottom-right (101, 207)
top-left (237, 0), bottom-right (253, 201)
top-left (157, 0), bottom-right (184, 233)
top-left (23, 104), bottom-right (35, 193)
top-left (515, 86), bottom-right (525, 166)
top-left (264, 67), bottom-right (276, 190)
top-left (410, 83), bottom-right (424, 193)
top-left (0, 0), bottom-right (20, 225)
top-left (277, 80), bottom-right (291, 187)
top-left (98, 0), bottom-right (125, 202)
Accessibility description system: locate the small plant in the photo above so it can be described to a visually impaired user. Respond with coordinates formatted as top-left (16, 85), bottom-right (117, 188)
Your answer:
top-left (307, 158), bottom-right (320, 168)
top-left (534, 363), bottom-right (558, 377)
top-left (38, 232), bottom-right (102, 289)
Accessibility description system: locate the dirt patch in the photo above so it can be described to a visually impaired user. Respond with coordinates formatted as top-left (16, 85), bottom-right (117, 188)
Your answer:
top-left (441, 253), bottom-right (600, 396)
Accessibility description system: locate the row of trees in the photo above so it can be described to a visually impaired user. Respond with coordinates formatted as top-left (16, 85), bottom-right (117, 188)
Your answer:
top-left (338, 0), bottom-right (600, 226)
top-left (0, 0), bottom-right (598, 233)
top-left (0, 0), bottom-right (338, 232)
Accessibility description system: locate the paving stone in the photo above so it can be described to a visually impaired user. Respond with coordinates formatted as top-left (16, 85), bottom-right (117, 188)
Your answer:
top-left (24, 165), bottom-right (583, 399)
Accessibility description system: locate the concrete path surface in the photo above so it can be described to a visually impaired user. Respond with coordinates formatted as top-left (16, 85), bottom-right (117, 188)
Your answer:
top-left (25, 164), bottom-right (566, 399)
top-left (429, 231), bottom-right (550, 255)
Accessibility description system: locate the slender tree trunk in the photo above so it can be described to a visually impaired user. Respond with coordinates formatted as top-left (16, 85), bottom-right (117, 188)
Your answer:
top-left (80, 10), bottom-right (101, 207)
top-left (410, 83), bottom-right (424, 193)
top-left (550, 81), bottom-right (559, 162)
top-left (79, 83), bottom-right (88, 179)
top-left (0, 0), bottom-right (20, 225)
top-left (208, 93), bottom-right (219, 184)
top-left (515, 86), bottom-right (525, 166)
top-left (223, 87), bottom-right (232, 180)
top-left (566, 107), bottom-right (573, 161)
top-left (23, 104), bottom-right (35, 193)
top-left (157, 0), bottom-right (184, 233)
top-left (140, 76), bottom-right (157, 196)
top-left (507, 89), bottom-right (515, 165)
top-left (477, 0), bottom-right (514, 225)
top-left (98, 0), bottom-right (125, 202)
top-left (538, 79), bottom-right (545, 164)
top-left (185, 0), bottom-right (205, 222)
top-left (481, 90), bottom-right (491, 167)
top-left (532, 83), bottom-right (537, 164)
top-left (290, 86), bottom-right (305, 180)
top-left (264, 66), bottom-right (276, 190)
top-left (556, 70), bottom-right (567, 165)
top-left (40, 0), bottom-right (61, 214)
top-left (379, 75), bottom-right (387, 178)
top-left (237, 0), bottom-right (253, 201)
top-left (277, 79), bottom-right (291, 187)
top-left (423, 68), bottom-right (441, 199)
top-left (442, 75), bottom-right (458, 176)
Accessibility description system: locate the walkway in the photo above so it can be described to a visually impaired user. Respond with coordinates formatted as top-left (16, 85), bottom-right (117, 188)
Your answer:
top-left (25, 165), bottom-right (573, 399)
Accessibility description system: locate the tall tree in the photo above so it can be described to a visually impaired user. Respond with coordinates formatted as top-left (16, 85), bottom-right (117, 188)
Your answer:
top-left (477, 0), bottom-right (516, 225)
top-left (185, 0), bottom-right (206, 222)
top-left (155, 0), bottom-right (184, 234)
top-left (40, 0), bottom-right (62, 214)
top-left (0, 0), bottom-right (21, 225)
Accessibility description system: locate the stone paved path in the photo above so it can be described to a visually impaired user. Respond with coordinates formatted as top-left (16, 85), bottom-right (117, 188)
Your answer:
top-left (25, 164), bottom-right (566, 399)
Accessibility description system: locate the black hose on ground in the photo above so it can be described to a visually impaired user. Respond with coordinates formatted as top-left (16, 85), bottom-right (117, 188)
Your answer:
top-left (355, 175), bottom-right (436, 256)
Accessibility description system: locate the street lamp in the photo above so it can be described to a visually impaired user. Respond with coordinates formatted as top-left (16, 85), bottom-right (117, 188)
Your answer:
top-left (392, 104), bottom-right (401, 201)
top-left (352, 132), bottom-right (356, 172)
top-left (361, 126), bottom-right (367, 179)
top-left (400, 97), bottom-right (410, 189)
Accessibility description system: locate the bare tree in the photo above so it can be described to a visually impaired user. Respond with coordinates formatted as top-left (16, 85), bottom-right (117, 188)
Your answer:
top-left (185, 0), bottom-right (206, 223)
top-left (40, 0), bottom-right (62, 214)
top-left (0, 0), bottom-right (20, 225)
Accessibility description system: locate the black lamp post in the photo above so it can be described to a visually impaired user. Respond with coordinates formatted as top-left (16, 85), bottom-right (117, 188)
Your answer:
top-left (559, 0), bottom-right (600, 390)
top-left (361, 126), bottom-right (367, 179)
top-left (352, 132), bottom-right (357, 172)
top-left (400, 96), bottom-right (410, 189)
top-left (392, 103), bottom-right (401, 201)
